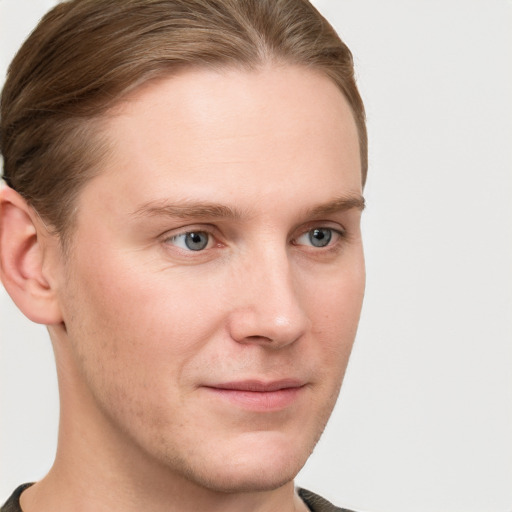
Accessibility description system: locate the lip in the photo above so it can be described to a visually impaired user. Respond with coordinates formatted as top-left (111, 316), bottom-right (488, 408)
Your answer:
top-left (202, 379), bottom-right (306, 411)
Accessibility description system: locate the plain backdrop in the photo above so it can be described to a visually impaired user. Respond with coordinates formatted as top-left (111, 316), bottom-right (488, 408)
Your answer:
top-left (1, 1), bottom-right (511, 511)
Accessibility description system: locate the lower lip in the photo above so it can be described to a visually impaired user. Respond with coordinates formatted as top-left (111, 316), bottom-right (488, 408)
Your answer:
top-left (203, 386), bottom-right (304, 411)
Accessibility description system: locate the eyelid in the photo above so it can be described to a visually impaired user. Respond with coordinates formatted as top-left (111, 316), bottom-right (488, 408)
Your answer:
top-left (293, 219), bottom-right (347, 237)
top-left (160, 223), bottom-right (217, 239)
top-left (294, 227), bottom-right (345, 246)
top-left (158, 221), bottom-right (349, 256)
top-left (160, 224), bottom-right (221, 251)
top-left (167, 232), bottom-right (211, 251)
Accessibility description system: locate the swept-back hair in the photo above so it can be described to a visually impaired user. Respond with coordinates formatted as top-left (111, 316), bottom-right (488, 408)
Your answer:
top-left (0, 0), bottom-right (367, 240)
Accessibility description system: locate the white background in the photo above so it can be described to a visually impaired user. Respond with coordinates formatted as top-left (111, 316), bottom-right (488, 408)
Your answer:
top-left (1, 1), bottom-right (511, 511)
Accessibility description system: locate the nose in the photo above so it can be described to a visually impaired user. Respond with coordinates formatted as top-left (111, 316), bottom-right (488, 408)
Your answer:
top-left (227, 246), bottom-right (311, 349)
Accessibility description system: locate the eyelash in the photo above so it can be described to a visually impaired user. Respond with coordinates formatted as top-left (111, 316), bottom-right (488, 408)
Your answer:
top-left (162, 225), bottom-right (347, 254)
top-left (293, 227), bottom-right (346, 250)
top-left (165, 230), bottom-right (217, 252)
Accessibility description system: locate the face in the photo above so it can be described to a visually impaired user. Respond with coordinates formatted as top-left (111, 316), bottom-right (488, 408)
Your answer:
top-left (51, 65), bottom-right (365, 493)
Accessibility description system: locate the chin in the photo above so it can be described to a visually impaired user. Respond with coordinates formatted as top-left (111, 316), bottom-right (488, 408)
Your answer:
top-left (190, 456), bottom-right (305, 494)
top-left (162, 430), bottom-right (315, 494)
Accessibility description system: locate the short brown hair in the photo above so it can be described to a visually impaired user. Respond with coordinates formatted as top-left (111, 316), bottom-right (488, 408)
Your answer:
top-left (0, 0), bottom-right (367, 240)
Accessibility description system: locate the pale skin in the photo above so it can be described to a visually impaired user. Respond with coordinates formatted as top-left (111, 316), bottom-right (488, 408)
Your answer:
top-left (0, 65), bottom-right (365, 512)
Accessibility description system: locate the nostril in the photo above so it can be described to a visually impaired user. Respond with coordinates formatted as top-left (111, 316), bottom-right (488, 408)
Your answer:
top-left (244, 335), bottom-right (273, 343)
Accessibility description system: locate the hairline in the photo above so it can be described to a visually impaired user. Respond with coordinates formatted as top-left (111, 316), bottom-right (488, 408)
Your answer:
top-left (55, 60), bottom-right (365, 252)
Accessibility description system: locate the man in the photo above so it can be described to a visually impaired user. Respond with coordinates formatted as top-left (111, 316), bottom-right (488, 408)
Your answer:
top-left (0, 1), bottom-right (367, 511)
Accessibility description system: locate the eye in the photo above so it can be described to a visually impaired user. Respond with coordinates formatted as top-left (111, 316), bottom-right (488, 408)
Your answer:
top-left (295, 227), bottom-right (338, 248)
top-left (167, 231), bottom-right (211, 251)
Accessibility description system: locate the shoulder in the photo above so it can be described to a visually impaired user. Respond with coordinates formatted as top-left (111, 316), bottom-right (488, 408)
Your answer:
top-left (298, 487), bottom-right (357, 512)
top-left (1, 484), bottom-right (33, 512)
top-left (3, 484), bottom-right (359, 512)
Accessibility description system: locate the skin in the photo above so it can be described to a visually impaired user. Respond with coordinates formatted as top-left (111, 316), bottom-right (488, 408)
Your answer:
top-left (0, 64), bottom-right (365, 512)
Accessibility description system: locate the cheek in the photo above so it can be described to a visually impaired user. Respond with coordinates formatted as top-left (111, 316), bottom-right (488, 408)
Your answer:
top-left (70, 249), bottom-right (219, 341)
top-left (59, 254), bottom-right (229, 440)
top-left (304, 261), bottom-right (365, 367)
top-left (60, 250), bottom-right (224, 396)
top-left (307, 255), bottom-right (365, 321)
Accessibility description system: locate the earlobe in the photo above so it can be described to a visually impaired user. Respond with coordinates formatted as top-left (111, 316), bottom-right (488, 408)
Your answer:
top-left (0, 186), bottom-right (63, 325)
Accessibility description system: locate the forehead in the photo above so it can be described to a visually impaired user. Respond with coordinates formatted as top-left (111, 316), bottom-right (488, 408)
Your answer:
top-left (81, 65), bottom-right (362, 218)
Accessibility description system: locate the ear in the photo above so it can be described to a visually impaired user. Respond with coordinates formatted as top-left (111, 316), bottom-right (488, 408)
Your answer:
top-left (0, 186), bottom-right (63, 325)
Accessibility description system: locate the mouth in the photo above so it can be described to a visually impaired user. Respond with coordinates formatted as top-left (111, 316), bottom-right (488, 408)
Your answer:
top-left (202, 379), bottom-right (306, 411)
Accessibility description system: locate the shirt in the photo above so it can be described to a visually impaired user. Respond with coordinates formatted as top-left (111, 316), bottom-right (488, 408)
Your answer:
top-left (1, 483), bottom-right (355, 512)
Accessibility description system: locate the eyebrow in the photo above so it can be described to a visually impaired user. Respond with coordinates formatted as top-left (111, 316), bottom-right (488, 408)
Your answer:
top-left (132, 194), bottom-right (365, 220)
top-left (132, 200), bottom-right (244, 220)
top-left (307, 195), bottom-right (365, 217)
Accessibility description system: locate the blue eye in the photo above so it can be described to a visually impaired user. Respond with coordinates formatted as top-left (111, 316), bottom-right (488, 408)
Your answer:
top-left (168, 231), bottom-right (210, 251)
top-left (296, 228), bottom-right (336, 248)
